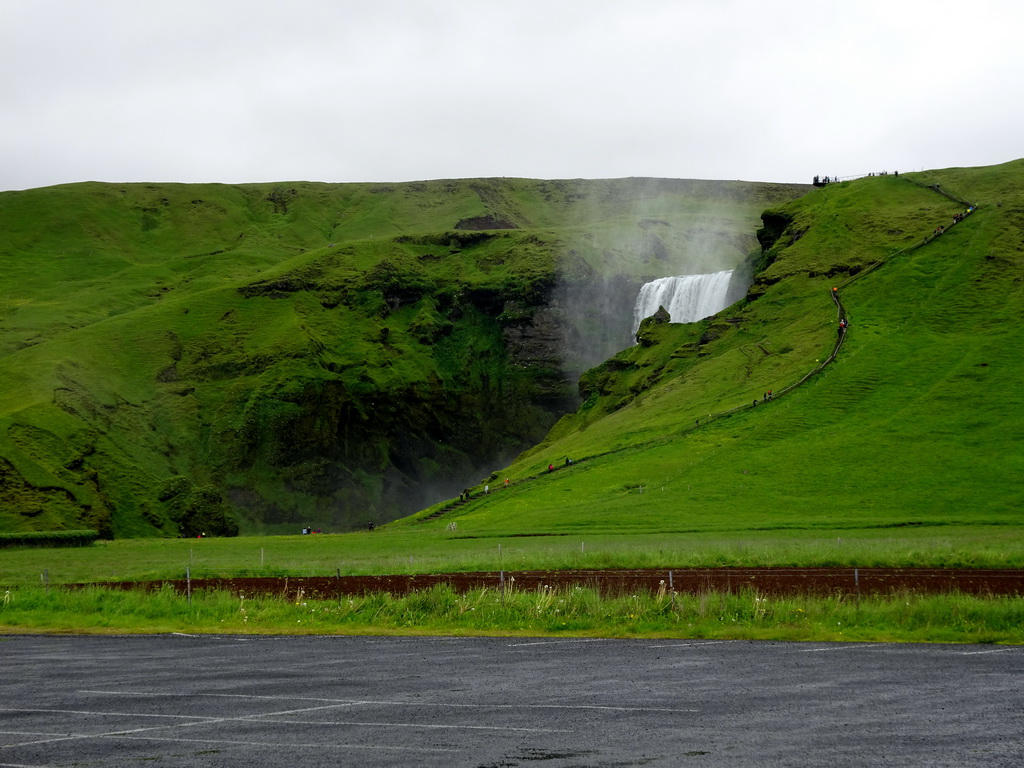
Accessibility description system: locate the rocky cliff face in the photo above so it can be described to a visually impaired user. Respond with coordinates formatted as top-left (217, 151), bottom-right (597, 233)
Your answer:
top-left (207, 266), bottom-right (659, 531)
top-left (205, 272), bottom-right (585, 532)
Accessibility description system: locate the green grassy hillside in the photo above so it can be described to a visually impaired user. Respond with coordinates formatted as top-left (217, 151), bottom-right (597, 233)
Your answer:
top-left (0, 177), bottom-right (802, 537)
top-left (397, 161), bottom-right (1024, 540)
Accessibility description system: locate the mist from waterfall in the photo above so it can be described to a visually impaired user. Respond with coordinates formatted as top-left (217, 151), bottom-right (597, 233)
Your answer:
top-left (633, 270), bottom-right (736, 333)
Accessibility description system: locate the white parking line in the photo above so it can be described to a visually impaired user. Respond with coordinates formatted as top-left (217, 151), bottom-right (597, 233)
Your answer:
top-left (0, 713), bottom-right (563, 751)
top-left (2, 733), bottom-right (102, 749)
top-left (507, 639), bottom-right (604, 647)
top-left (1, 701), bottom-right (551, 752)
top-left (77, 690), bottom-right (696, 714)
top-left (114, 734), bottom-right (461, 752)
top-left (0, 707), bottom-right (205, 721)
top-left (4, 730), bottom-right (459, 754)
top-left (240, 718), bottom-right (567, 733)
top-left (0, 703), bottom-right (356, 748)
top-left (647, 641), bottom-right (733, 649)
top-left (1, 730), bottom-right (72, 738)
top-left (959, 647), bottom-right (1020, 655)
top-left (800, 644), bottom-right (885, 652)
top-left (79, 691), bottom-right (360, 705)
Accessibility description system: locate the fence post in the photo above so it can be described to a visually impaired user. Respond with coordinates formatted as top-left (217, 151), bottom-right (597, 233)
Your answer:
top-left (186, 565), bottom-right (192, 606)
top-left (498, 541), bottom-right (505, 604)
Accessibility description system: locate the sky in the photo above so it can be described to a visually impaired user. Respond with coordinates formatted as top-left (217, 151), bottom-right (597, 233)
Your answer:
top-left (3, 0), bottom-right (1022, 191)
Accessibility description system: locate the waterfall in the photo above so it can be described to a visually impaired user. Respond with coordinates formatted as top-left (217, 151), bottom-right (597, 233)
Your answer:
top-left (633, 270), bottom-right (736, 333)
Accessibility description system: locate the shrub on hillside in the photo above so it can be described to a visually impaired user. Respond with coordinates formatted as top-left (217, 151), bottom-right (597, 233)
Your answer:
top-left (160, 477), bottom-right (239, 538)
top-left (0, 530), bottom-right (99, 549)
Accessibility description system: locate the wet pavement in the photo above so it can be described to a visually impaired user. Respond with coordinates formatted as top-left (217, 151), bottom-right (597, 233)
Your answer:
top-left (1, 634), bottom-right (1022, 766)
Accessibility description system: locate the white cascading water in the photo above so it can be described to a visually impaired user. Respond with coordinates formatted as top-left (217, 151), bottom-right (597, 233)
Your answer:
top-left (633, 270), bottom-right (735, 334)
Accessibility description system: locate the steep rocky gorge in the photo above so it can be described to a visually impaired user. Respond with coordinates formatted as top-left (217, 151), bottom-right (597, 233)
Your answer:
top-left (213, 267), bottom-right (641, 532)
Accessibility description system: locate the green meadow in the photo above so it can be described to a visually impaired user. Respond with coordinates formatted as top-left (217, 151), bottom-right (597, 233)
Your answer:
top-left (2, 526), bottom-right (1023, 588)
top-left (2, 526), bottom-right (1021, 641)
top-left (0, 177), bottom-right (802, 536)
top-left (399, 165), bottom-right (1023, 545)
top-left (1, 161), bottom-right (1023, 641)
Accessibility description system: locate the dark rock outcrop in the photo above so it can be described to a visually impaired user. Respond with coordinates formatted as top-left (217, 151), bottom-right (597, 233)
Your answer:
top-left (455, 215), bottom-right (518, 230)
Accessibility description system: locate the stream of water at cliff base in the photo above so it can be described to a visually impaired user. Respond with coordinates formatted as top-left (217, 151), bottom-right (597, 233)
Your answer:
top-left (633, 270), bottom-right (736, 333)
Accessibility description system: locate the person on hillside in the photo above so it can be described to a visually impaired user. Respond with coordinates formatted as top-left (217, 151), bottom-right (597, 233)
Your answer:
top-left (548, 463), bottom-right (554, 473)
top-left (484, 484), bottom-right (489, 494)
top-left (504, 478), bottom-right (510, 488)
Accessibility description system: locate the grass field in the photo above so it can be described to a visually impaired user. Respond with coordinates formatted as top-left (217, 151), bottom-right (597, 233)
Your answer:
top-left (396, 165), bottom-right (1024, 544)
top-left (1, 162), bottom-right (1022, 641)
top-left (0, 176), bottom-right (804, 535)
top-left (2, 526), bottom-right (1022, 588)
top-left (3, 525), bottom-right (1022, 642)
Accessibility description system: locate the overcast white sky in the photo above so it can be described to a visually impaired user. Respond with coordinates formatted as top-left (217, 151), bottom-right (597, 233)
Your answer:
top-left (2, 0), bottom-right (1021, 191)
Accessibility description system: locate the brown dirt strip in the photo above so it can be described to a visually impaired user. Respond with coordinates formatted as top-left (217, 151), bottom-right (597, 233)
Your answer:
top-left (90, 568), bottom-right (1024, 599)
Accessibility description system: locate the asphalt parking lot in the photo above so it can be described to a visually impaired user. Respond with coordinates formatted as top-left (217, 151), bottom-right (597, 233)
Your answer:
top-left (1, 634), bottom-right (1021, 767)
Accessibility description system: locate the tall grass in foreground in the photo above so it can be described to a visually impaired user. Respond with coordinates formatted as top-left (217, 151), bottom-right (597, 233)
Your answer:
top-left (1, 585), bottom-right (1021, 644)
